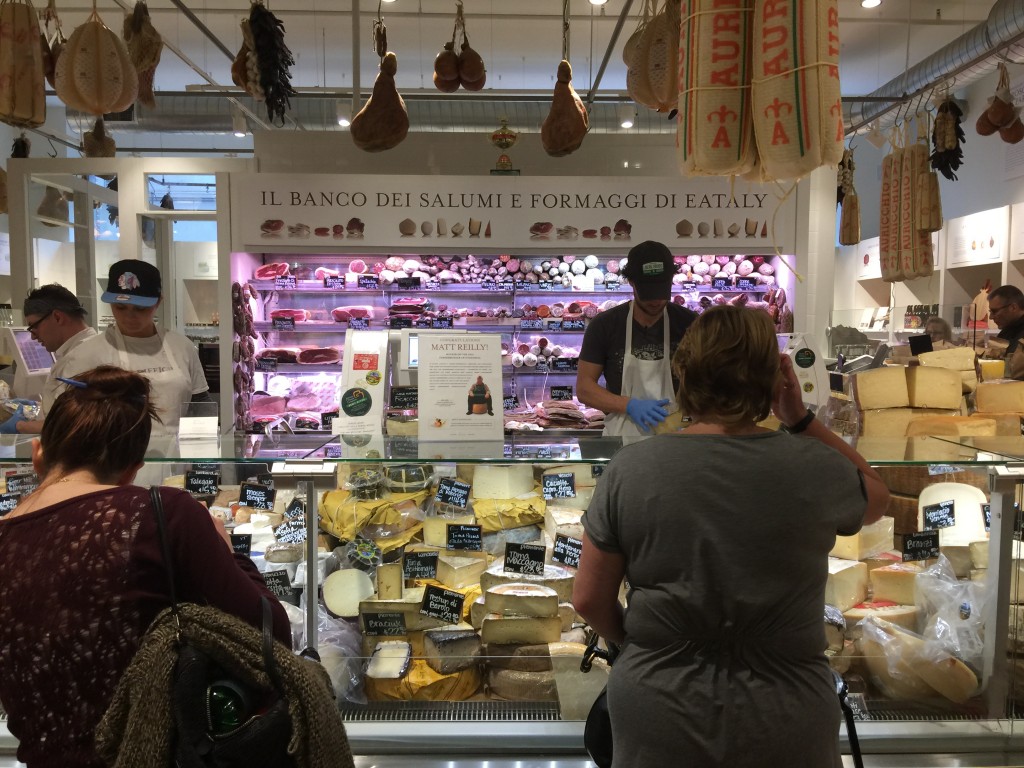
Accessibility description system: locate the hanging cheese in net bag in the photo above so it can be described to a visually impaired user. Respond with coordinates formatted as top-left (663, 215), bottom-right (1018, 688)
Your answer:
top-left (677, 0), bottom-right (757, 177)
top-left (0, 0), bottom-right (47, 129)
top-left (625, 0), bottom-right (658, 110)
top-left (751, 0), bottom-right (843, 181)
top-left (636, 0), bottom-right (680, 113)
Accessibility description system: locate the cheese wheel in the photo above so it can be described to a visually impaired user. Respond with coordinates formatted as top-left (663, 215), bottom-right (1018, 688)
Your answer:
top-left (487, 667), bottom-right (557, 701)
top-left (843, 601), bottom-right (919, 634)
top-left (485, 583), bottom-right (559, 618)
top-left (323, 569), bottom-right (374, 618)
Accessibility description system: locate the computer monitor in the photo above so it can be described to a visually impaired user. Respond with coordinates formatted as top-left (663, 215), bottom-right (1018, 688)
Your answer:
top-left (0, 328), bottom-right (55, 400)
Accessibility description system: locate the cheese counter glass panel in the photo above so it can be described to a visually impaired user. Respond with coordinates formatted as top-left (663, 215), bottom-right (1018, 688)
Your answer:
top-left (0, 434), bottom-right (1021, 760)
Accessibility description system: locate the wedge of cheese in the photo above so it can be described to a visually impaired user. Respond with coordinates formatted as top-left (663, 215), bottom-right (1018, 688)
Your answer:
top-left (905, 415), bottom-right (997, 437)
top-left (830, 517), bottom-right (895, 561)
top-left (825, 558), bottom-right (869, 611)
top-left (978, 358), bottom-right (1006, 382)
top-left (365, 640), bottom-right (412, 679)
top-left (423, 624), bottom-right (481, 674)
top-left (969, 411), bottom-right (1023, 436)
top-left (487, 666), bottom-right (557, 701)
top-left (472, 465), bottom-right (536, 499)
top-left (918, 347), bottom-right (977, 371)
top-left (544, 505), bottom-right (584, 541)
top-left (852, 367), bottom-right (910, 410)
top-left (364, 658), bottom-right (482, 701)
top-left (870, 563), bottom-right (922, 604)
top-left (906, 366), bottom-right (963, 409)
top-left (960, 370), bottom-right (979, 394)
top-left (481, 613), bottom-right (561, 645)
top-left (436, 553), bottom-right (488, 589)
top-left (423, 514), bottom-right (476, 548)
top-left (480, 560), bottom-right (575, 602)
top-left (485, 583), bottom-right (559, 618)
top-left (843, 601), bottom-right (919, 635)
top-left (975, 380), bottom-right (1024, 413)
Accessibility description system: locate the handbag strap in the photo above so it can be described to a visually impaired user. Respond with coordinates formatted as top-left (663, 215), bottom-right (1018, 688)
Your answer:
top-left (149, 485), bottom-right (180, 618)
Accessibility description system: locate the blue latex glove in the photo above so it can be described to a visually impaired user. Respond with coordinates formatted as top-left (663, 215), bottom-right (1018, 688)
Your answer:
top-left (625, 398), bottom-right (670, 432)
top-left (0, 406), bottom-right (26, 434)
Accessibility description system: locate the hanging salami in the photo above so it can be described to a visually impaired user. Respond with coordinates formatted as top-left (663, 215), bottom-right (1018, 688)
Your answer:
top-left (0, 0), bottom-right (47, 129)
top-left (879, 150), bottom-right (902, 283)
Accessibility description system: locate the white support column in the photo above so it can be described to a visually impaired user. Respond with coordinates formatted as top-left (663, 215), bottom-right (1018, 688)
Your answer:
top-left (795, 165), bottom-right (840, 339)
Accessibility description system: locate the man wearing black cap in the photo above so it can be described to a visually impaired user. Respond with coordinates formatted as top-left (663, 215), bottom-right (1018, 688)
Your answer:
top-left (577, 241), bottom-right (697, 437)
top-left (60, 259), bottom-right (211, 438)
top-left (0, 285), bottom-right (97, 434)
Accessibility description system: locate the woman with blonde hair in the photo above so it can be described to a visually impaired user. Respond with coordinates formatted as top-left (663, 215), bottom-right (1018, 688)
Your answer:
top-left (574, 305), bottom-right (889, 767)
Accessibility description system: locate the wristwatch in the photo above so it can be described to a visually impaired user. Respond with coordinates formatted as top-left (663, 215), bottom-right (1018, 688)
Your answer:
top-left (781, 408), bottom-right (815, 434)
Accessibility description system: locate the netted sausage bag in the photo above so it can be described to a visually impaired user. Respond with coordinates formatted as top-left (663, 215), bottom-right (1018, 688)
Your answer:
top-left (677, 0), bottom-right (756, 176)
top-left (751, 0), bottom-right (843, 181)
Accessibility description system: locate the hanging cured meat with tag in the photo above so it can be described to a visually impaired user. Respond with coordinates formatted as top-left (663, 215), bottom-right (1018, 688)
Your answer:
top-left (0, 0), bottom-right (47, 129)
top-left (351, 10), bottom-right (408, 151)
top-left (122, 1), bottom-right (163, 109)
top-left (541, 5), bottom-right (589, 157)
top-left (677, 0), bottom-right (756, 176)
top-left (751, 0), bottom-right (843, 181)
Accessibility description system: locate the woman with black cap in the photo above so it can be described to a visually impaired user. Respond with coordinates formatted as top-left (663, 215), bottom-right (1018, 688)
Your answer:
top-left (576, 241), bottom-right (697, 438)
top-left (60, 259), bottom-right (211, 438)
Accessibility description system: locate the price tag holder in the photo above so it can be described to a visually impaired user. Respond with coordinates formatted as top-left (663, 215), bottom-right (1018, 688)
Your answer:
top-left (191, 463), bottom-right (219, 474)
top-left (357, 275), bottom-right (380, 290)
top-left (274, 276), bottom-right (297, 290)
top-left (520, 319), bottom-right (544, 330)
top-left (503, 542), bottom-right (546, 575)
top-left (230, 533), bottom-right (252, 557)
top-left (736, 277), bottom-right (757, 291)
top-left (543, 472), bottom-right (577, 500)
top-left (238, 481), bottom-right (276, 510)
top-left (503, 395), bottom-right (520, 411)
top-left (419, 584), bottom-right (465, 624)
top-left (536, 446), bottom-right (552, 459)
top-left (323, 276), bottom-right (346, 290)
top-left (435, 478), bottom-right (471, 510)
top-left (562, 318), bottom-right (586, 331)
top-left (711, 277), bottom-right (729, 291)
top-left (552, 534), bottom-right (583, 568)
top-left (535, 361), bottom-right (549, 373)
top-left (514, 280), bottom-right (532, 291)
top-left (551, 385), bottom-right (574, 401)
top-left (414, 318), bottom-right (433, 328)
top-left (271, 316), bottom-right (296, 331)
top-left (432, 317), bottom-right (454, 329)
top-left (348, 317), bottom-right (370, 330)
top-left (537, 282), bottom-right (552, 291)
top-left (679, 281), bottom-right (697, 290)
top-left (404, 550), bottom-right (439, 579)
top-left (185, 471), bottom-right (220, 497)
top-left (390, 386), bottom-right (419, 410)
top-left (324, 443), bottom-right (343, 459)
top-left (923, 500), bottom-right (955, 530)
top-left (546, 319), bottom-right (563, 331)
top-left (262, 570), bottom-right (299, 606)
top-left (257, 357), bottom-right (278, 373)
top-left (0, 492), bottom-right (19, 517)
top-left (390, 316), bottom-right (413, 330)
top-left (498, 280), bottom-right (515, 292)
top-left (447, 523), bottom-right (483, 551)
top-left (363, 612), bottom-right (407, 636)
top-left (284, 497), bottom-right (305, 520)
top-left (902, 530), bottom-right (940, 562)
top-left (927, 464), bottom-right (963, 476)
top-left (395, 276), bottom-right (422, 289)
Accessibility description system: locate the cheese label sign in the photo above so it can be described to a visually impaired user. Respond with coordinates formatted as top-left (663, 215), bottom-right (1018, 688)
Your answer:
top-left (447, 523), bottom-right (483, 552)
top-left (403, 550), bottom-right (439, 579)
top-left (420, 584), bottom-right (465, 625)
top-left (543, 472), bottom-right (576, 500)
top-left (364, 612), bottom-right (407, 636)
top-left (262, 570), bottom-right (299, 606)
top-left (284, 497), bottom-right (305, 520)
top-left (390, 386), bottom-right (419, 410)
top-left (230, 533), bottom-right (252, 557)
top-left (0, 492), bottom-right (18, 517)
top-left (552, 534), bottom-right (583, 568)
top-left (902, 530), bottom-right (940, 562)
top-left (503, 542), bottom-right (546, 575)
top-left (5, 473), bottom-right (38, 496)
top-left (923, 500), bottom-right (956, 530)
top-left (238, 482), bottom-right (276, 509)
top-left (273, 518), bottom-right (307, 544)
top-left (185, 471), bottom-right (220, 496)
top-left (435, 478), bottom-right (471, 509)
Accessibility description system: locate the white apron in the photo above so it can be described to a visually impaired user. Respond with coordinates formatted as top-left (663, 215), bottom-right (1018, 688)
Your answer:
top-left (111, 326), bottom-right (191, 435)
top-left (603, 303), bottom-right (675, 439)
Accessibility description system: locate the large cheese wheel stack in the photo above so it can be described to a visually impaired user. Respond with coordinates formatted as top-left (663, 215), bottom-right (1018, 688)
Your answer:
top-left (750, 0), bottom-right (842, 181)
top-left (676, 0), bottom-right (757, 177)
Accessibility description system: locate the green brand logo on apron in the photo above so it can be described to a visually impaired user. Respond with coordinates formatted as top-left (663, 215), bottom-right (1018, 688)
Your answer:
top-left (793, 349), bottom-right (816, 368)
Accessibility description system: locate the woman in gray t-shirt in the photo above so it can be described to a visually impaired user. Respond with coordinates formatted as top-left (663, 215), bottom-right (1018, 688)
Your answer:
top-left (574, 305), bottom-right (889, 768)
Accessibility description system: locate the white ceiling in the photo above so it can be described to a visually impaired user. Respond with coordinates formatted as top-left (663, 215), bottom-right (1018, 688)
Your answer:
top-left (39, 0), bottom-right (997, 149)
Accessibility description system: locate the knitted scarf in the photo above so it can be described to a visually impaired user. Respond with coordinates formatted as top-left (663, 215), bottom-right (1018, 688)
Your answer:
top-left (95, 604), bottom-right (355, 768)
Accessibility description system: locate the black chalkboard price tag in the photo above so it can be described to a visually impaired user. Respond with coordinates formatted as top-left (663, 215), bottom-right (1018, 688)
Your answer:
top-left (390, 386), bottom-right (419, 410)
top-left (348, 317), bottom-right (370, 330)
top-left (551, 358), bottom-right (577, 372)
top-left (395, 276), bottom-right (421, 289)
top-left (514, 280), bottom-right (532, 291)
top-left (434, 478), bottom-right (471, 510)
top-left (552, 534), bottom-right (583, 568)
top-left (984, 503), bottom-right (991, 532)
top-left (0, 492), bottom-right (19, 517)
top-left (274, 275), bottom-right (297, 290)
top-left (536, 446), bottom-right (552, 459)
top-left (273, 518), bottom-right (307, 544)
top-left (419, 584), bottom-right (465, 624)
top-left (185, 471), bottom-right (220, 497)
top-left (230, 533), bottom-right (252, 557)
top-left (364, 612), bottom-right (407, 636)
top-left (711, 277), bottom-right (729, 291)
top-left (498, 280), bottom-right (515, 292)
top-left (284, 497), bottom-right (305, 520)
top-left (323, 276), bottom-right (346, 290)
top-left (5, 473), bottom-right (38, 496)
top-left (551, 385), bottom-right (574, 401)
top-left (271, 316), bottom-right (296, 331)
top-left (257, 357), bottom-right (278, 372)
top-left (591, 465), bottom-right (605, 478)
top-left (415, 318), bottom-right (433, 328)
top-left (446, 523), bottom-right (483, 551)
top-left (535, 361), bottom-right (549, 373)
top-left (923, 500), bottom-right (955, 530)
top-left (902, 530), bottom-right (940, 562)
top-left (537, 281), bottom-right (552, 291)
top-left (503, 542), bottom-right (546, 575)
top-left (255, 472), bottom-right (274, 487)
top-left (263, 570), bottom-right (299, 606)
top-left (389, 316), bottom-right (413, 330)
top-left (562, 318), bottom-right (586, 331)
top-left (324, 443), bottom-right (343, 459)
top-left (321, 410), bottom-right (339, 431)
top-left (432, 317), bottom-right (454, 329)
top-left (543, 472), bottom-right (576, 500)
top-left (520, 319), bottom-right (543, 330)
top-left (546, 319), bottom-right (563, 331)
top-left (403, 550), bottom-right (439, 579)
top-left (737, 277), bottom-right (757, 291)
top-left (357, 275), bottom-right (380, 290)
top-left (503, 395), bottom-right (520, 411)
top-left (239, 481), bottom-right (276, 509)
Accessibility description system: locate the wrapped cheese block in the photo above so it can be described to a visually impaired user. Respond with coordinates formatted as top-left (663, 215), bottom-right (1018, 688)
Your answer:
top-left (365, 659), bottom-right (482, 701)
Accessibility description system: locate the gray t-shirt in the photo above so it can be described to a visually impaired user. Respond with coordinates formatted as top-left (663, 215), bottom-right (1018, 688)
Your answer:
top-left (582, 431), bottom-right (866, 767)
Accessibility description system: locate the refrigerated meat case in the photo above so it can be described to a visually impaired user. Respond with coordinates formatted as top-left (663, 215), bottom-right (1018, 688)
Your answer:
top-left (1, 433), bottom-right (1023, 766)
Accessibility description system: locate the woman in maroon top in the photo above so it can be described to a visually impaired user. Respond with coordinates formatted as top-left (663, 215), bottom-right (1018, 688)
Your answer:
top-left (0, 366), bottom-right (289, 768)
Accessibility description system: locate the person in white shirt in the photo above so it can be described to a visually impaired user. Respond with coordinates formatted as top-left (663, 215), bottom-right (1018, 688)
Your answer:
top-left (0, 285), bottom-right (98, 434)
top-left (60, 260), bottom-right (211, 438)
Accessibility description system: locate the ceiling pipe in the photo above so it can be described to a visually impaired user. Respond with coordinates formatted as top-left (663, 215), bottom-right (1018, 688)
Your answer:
top-left (166, 0), bottom-right (235, 59)
top-left (845, 0), bottom-right (1024, 135)
top-left (351, 1), bottom-right (361, 122)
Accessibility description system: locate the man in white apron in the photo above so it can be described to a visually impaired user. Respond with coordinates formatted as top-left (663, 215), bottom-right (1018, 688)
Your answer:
top-left (59, 260), bottom-right (212, 447)
top-left (577, 241), bottom-right (697, 438)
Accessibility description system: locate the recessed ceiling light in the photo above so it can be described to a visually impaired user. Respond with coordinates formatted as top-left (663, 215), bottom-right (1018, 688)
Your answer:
top-left (861, 0), bottom-right (880, 7)
top-left (618, 104), bottom-right (635, 129)
top-left (232, 107), bottom-right (248, 138)
top-left (336, 100), bottom-right (351, 127)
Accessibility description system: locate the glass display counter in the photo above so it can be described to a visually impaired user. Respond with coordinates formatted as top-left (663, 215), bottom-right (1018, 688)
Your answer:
top-left (0, 433), bottom-right (1022, 764)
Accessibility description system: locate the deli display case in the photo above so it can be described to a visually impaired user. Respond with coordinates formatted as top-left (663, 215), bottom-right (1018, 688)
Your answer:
top-left (1, 433), bottom-right (1023, 766)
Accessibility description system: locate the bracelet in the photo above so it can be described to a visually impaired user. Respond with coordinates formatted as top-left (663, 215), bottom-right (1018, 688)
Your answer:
top-left (782, 408), bottom-right (815, 434)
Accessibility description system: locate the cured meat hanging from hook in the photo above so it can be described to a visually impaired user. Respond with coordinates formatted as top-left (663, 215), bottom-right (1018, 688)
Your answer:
top-left (122, 1), bottom-right (163, 109)
top-left (541, 60), bottom-right (589, 157)
top-left (351, 52), bottom-right (410, 152)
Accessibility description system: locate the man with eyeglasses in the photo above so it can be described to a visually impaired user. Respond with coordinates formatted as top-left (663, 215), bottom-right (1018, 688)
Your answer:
top-left (0, 285), bottom-right (97, 434)
top-left (986, 285), bottom-right (1024, 380)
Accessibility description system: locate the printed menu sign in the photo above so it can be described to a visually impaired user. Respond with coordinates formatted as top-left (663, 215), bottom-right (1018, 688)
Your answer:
top-left (552, 534), bottom-right (583, 568)
top-left (417, 333), bottom-right (504, 442)
top-left (419, 584), bottom-right (465, 624)
top-left (503, 542), bottom-right (546, 575)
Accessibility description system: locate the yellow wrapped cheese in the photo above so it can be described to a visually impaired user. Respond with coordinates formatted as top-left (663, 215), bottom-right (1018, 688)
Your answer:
top-left (320, 488), bottom-right (429, 541)
top-left (364, 658), bottom-right (482, 701)
top-left (472, 495), bottom-right (546, 533)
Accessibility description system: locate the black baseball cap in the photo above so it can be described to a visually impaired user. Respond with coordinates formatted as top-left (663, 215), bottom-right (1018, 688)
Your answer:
top-left (621, 241), bottom-right (676, 300)
top-left (102, 259), bottom-right (162, 307)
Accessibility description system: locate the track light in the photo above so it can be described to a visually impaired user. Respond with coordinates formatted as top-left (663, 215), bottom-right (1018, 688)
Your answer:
top-left (861, 0), bottom-right (880, 7)
top-left (232, 107), bottom-right (248, 137)
top-left (336, 100), bottom-right (351, 127)
top-left (618, 104), bottom-right (635, 129)
top-left (589, 0), bottom-right (608, 5)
